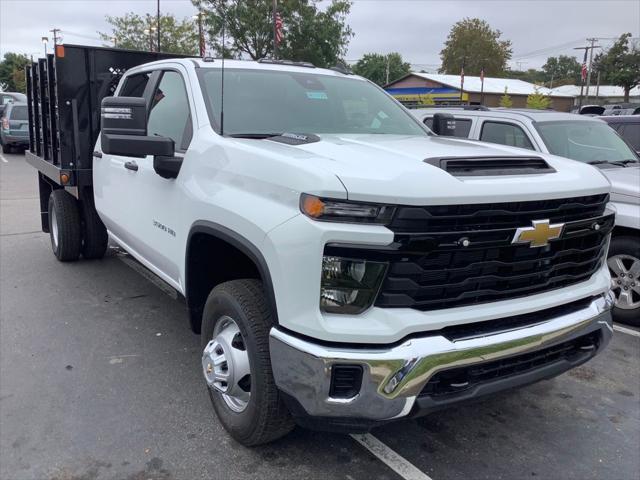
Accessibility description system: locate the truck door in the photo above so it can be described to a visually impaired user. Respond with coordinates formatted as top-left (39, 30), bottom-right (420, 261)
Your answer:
top-left (94, 71), bottom-right (155, 245)
top-left (116, 68), bottom-right (194, 287)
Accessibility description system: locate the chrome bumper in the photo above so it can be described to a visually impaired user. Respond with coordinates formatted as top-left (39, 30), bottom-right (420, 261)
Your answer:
top-left (269, 293), bottom-right (614, 421)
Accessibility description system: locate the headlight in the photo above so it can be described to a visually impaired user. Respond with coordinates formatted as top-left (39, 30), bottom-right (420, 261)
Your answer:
top-left (300, 194), bottom-right (395, 224)
top-left (320, 256), bottom-right (387, 314)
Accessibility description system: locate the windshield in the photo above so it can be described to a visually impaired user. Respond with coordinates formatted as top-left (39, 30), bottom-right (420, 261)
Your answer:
top-left (535, 120), bottom-right (638, 164)
top-left (198, 68), bottom-right (427, 136)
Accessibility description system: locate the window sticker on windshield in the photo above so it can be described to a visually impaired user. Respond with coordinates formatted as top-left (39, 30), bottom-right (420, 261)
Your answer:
top-left (306, 91), bottom-right (328, 100)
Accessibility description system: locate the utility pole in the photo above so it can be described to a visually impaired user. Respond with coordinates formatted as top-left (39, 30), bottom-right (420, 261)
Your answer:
top-left (584, 38), bottom-right (600, 100)
top-left (595, 70), bottom-right (601, 99)
top-left (574, 45), bottom-right (589, 109)
top-left (195, 12), bottom-right (205, 57)
top-left (156, 0), bottom-right (161, 53)
top-left (385, 55), bottom-right (390, 85)
top-left (50, 28), bottom-right (61, 47)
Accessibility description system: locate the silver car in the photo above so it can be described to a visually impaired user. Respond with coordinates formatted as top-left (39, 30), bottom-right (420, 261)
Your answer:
top-left (413, 107), bottom-right (640, 325)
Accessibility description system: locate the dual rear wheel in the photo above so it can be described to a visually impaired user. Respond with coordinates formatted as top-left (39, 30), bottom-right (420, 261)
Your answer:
top-left (48, 189), bottom-right (108, 262)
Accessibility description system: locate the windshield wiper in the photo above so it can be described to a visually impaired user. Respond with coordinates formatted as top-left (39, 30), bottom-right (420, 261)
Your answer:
top-left (588, 160), bottom-right (626, 167)
top-left (228, 133), bottom-right (282, 139)
top-left (620, 159), bottom-right (640, 165)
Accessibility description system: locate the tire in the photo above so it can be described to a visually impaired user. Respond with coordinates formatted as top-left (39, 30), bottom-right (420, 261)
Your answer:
top-left (201, 279), bottom-right (294, 446)
top-left (1, 143), bottom-right (11, 154)
top-left (80, 195), bottom-right (108, 259)
top-left (48, 189), bottom-right (82, 262)
top-left (608, 235), bottom-right (640, 326)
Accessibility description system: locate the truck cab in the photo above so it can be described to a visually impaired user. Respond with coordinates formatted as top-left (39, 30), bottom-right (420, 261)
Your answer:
top-left (26, 47), bottom-right (616, 445)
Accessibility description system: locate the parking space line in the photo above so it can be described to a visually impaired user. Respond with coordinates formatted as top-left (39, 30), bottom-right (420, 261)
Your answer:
top-left (351, 433), bottom-right (433, 480)
top-left (0, 153), bottom-right (8, 163)
top-left (614, 324), bottom-right (640, 338)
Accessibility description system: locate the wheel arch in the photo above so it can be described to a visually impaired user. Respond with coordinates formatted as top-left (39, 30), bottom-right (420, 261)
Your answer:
top-left (612, 225), bottom-right (639, 239)
top-left (185, 221), bottom-right (279, 334)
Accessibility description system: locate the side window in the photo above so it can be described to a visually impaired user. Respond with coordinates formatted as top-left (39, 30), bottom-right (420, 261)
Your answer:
top-left (147, 71), bottom-right (193, 151)
top-left (119, 72), bottom-right (151, 98)
top-left (423, 117), bottom-right (471, 137)
top-left (1, 95), bottom-right (12, 105)
top-left (620, 124), bottom-right (640, 150)
top-left (453, 119), bottom-right (472, 138)
top-left (480, 121), bottom-right (534, 150)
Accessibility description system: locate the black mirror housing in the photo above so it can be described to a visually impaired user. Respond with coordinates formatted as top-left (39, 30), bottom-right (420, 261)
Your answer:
top-left (101, 96), bottom-right (147, 136)
top-left (101, 134), bottom-right (175, 158)
top-left (432, 113), bottom-right (457, 136)
top-left (154, 155), bottom-right (183, 179)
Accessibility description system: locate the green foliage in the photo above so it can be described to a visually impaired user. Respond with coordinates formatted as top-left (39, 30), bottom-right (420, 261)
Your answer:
top-left (498, 87), bottom-right (512, 108)
top-left (99, 12), bottom-right (199, 54)
top-left (504, 68), bottom-right (545, 85)
top-left (526, 85), bottom-right (552, 109)
top-left (193, 0), bottom-right (353, 68)
top-left (593, 33), bottom-right (640, 101)
top-left (542, 55), bottom-right (581, 85)
top-left (420, 95), bottom-right (435, 106)
top-left (352, 52), bottom-right (411, 86)
top-left (439, 18), bottom-right (512, 76)
top-left (0, 52), bottom-right (30, 92)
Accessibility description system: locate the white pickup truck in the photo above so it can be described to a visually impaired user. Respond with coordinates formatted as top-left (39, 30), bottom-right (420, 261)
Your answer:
top-left (26, 45), bottom-right (615, 445)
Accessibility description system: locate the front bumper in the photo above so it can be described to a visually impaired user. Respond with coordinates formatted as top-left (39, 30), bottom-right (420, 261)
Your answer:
top-left (269, 292), bottom-right (614, 429)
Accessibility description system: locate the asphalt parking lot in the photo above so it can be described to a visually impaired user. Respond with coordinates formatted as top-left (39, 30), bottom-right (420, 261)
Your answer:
top-left (1, 150), bottom-right (639, 480)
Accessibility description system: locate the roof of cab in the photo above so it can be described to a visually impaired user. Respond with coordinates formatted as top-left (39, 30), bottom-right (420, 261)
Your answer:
top-left (128, 57), bottom-right (360, 79)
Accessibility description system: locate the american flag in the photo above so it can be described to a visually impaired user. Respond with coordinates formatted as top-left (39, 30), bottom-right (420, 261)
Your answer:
top-left (275, 12), bottom-right (284, 45)
top-left (581, 49), bottom-right (588, 82)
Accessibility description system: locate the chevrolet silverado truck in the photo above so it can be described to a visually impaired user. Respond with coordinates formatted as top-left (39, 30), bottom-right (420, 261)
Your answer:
top-left (26, 45), bottom-right (615, 446)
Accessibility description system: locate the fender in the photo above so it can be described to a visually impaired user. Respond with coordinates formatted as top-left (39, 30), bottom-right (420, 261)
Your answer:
top-left (186, 220), bottom-right (279, 332)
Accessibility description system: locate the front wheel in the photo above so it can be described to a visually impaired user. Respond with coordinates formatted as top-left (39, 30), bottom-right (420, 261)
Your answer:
top-left (608, 235), bottom-right (640, 326)
top-left (200, 279), bottom-right (294, 446)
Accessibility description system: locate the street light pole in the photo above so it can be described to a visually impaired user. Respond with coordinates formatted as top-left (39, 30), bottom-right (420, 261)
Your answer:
top-left (41, 36), bottom-right (49, 57)
top-left (194, 12), bottom-right (205, 57)
top-left (157, 0), bottom-right (161, 53)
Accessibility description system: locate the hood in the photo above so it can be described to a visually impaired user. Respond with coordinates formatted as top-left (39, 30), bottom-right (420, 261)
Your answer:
top-left (599, 166), bottom-right (640, 199)
top-left (236, 134), bottom-right (611, 205)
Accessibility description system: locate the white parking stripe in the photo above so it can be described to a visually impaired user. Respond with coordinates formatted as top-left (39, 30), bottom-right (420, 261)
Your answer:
top-left (614, 324), bottom-right (640, 338)
top-left (351, 433), bottom-right (433, 480)
top-left (0, 153), bottom-right (8, 163)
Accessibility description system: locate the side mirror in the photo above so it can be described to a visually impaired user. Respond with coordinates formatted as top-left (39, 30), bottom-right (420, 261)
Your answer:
top-left (100, 96), bottom-right (182, 178)
top-left (432, 113), bottom-right (457, 136)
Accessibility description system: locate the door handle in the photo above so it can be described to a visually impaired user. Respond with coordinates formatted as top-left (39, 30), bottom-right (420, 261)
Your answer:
top-left (124, 161), bottom-right (138, 172)
top-left (93, 151), bottom-right (102, 159)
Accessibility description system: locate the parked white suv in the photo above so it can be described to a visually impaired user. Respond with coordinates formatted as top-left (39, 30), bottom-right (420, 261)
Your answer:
top-left (413, 107), bottom-right (640, 325)
top-left (27, 49), bottom-right (615, 445)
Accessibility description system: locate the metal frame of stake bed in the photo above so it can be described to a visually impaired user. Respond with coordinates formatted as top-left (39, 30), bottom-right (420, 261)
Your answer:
top-left (24, 44), bottom-right (192, 230)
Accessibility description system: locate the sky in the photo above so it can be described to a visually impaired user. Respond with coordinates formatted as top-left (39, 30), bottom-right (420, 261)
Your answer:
top-left (1, 0), bottom-right (638, 72)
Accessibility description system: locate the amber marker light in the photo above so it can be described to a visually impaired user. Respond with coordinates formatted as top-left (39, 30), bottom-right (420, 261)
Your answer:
top-left (301, 194), bottom-right (325, 218)
top-left (60, 172), bottom-right (70, 185)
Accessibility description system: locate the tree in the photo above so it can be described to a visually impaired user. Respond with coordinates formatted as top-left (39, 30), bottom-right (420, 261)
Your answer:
top-left (0, 52), bottom-right (30, 93)
top-left (439, 18), bottom-right (512, 76)
top-left (526, 85), bottom-right (552, 109)
top-left (99, 13), bottom-right (199, 55)
top-left (542, 55), bottom-right (581, 86)
top-left (352, 52), bottom-right (411, 86)
top-left (192, 0), bottom-right (353, 68)
top-left (499, 87), bottom-right (512, 108)
top-left (593, 33), bottom-right (640, 102)
top-left (505, 68), bottom-right (545, 85)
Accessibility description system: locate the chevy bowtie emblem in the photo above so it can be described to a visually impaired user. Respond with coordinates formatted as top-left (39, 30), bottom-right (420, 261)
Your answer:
top-left (512, 219), bottom-right (564, 248)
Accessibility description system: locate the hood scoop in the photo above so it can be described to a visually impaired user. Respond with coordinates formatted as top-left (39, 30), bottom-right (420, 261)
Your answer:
top-left (268, 132), bottom-right (321, 146)
top-left (424, 156), bottom-right (556, 177)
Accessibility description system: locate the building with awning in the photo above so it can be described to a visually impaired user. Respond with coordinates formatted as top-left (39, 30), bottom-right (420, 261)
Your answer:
top-left (385, 72), bottom-right (575, 111)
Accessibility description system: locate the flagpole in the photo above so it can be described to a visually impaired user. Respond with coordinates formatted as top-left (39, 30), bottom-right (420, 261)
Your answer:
top-left (459, 59), bottom-right (465, 104)
top-left (480, 67), bottom-right (485, 105)
top-left (273, 0), bottom-right (278, 59)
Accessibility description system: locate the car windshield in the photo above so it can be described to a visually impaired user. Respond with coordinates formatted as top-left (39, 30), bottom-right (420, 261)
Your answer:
top-left (535, 120), bottom-right (638, 164)
top-left (197, 68), bottom-right (427, 137)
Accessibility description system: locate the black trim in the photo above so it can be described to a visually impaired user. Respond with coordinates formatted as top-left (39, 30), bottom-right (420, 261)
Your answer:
top-left (186, 221), bottom-right (279, 332)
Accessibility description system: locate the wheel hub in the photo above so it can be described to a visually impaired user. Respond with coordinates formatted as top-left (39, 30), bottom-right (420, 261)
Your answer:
top-left (608, 254), bottom-right (640, 310)
top-left (202, 316), bottom-right (251, 412)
